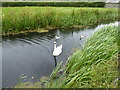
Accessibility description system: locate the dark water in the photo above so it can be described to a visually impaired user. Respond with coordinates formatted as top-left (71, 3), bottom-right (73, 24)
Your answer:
top-left (2, 22), bottom-right (117, 88)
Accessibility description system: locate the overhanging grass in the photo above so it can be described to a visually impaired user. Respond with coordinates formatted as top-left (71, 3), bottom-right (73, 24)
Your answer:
top-left (2, 7), bottom-right (119, 35)
top-left (15, 22), bottom-right (119, 88)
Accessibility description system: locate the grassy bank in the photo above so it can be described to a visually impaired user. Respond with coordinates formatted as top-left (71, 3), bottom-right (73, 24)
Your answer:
top-left (15, 22), bottom-right (119, 88)
top-left (2, 7), bottom-right (119, 35)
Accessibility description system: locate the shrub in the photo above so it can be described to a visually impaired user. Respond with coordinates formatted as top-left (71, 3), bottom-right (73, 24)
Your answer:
top-left (2, 2), bottom-right (105, 7)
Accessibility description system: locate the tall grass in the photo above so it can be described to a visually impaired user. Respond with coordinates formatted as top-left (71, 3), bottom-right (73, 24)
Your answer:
top-left (15, 22), bottom-right (119, 88)
top-left (2, 7), bottom-right (119, 34)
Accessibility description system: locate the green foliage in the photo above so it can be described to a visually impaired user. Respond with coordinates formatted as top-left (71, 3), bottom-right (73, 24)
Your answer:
top-left (2, 7), bottom-right (119, 34)
top-left (50, 62), bottom-right (63, 79)
top-left (2, 2), bottom-right (105, 7)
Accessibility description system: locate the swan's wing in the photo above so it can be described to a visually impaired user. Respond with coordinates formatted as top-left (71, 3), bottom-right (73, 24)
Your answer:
top-left (59, 45), bottom-right (62, 49)
top-left (53, 45), bottom-right (62, 56)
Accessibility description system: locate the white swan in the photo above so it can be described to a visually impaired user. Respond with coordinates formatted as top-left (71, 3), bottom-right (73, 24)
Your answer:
top-left (80, 35), bottom-right (84, 40)
top-left (55, 36), bottom-right (60, 39)
top-left (53, 41), bottom-right (62, 56)
top-left (55, 36), bottom-right (60, 42)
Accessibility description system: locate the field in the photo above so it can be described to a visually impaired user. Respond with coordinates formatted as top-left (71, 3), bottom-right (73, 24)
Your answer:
top-left (2, 7), bottom-right (119, 35)
top-left (15, 22), bottom-right (119, 88)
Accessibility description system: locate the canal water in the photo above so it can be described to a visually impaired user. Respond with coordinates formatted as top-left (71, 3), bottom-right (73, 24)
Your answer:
top-left (2, 22), bottom-right (118, 87)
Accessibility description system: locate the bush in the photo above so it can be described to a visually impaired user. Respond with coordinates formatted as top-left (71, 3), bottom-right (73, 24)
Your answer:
top-left (2, 2), bottom-right (105, 7)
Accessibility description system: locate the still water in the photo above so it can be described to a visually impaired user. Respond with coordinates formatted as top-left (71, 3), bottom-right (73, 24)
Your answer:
top-left (2, 22), bottom-right (117, 87)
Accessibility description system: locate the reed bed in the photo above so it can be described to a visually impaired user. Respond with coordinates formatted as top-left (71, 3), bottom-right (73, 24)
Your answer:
top-left (15, 22), bottom-right (119, 88)
top-left (2, 7), bottom-right (119, 35)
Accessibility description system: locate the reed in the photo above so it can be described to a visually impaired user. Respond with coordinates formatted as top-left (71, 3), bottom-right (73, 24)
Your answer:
top-left (2, 7), bottom-right (119, 35)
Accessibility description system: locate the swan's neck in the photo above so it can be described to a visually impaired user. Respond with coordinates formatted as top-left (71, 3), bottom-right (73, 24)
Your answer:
top-left (54, 42), bottom-right (57, 49)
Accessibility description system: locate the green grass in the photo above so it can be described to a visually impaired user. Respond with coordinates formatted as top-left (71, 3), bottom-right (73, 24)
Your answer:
top-left (2, 7), bottom-right (119, 35)
top-left (15, 22), bottom-right (119, 88)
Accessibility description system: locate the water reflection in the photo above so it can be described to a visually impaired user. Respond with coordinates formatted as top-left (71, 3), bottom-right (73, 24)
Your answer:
top-left (54, 56), bottom-right (57, 67)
